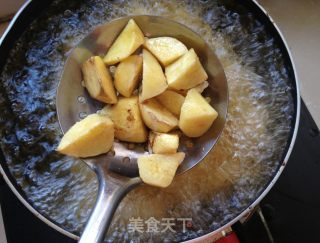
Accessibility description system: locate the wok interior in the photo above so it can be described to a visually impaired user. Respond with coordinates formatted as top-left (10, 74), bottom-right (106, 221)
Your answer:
top-left (0, 0), bottom-right (295, 242)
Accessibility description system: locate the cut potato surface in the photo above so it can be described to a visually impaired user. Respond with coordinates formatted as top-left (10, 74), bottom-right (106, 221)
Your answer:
top-left (144, 37), bottom-right (188, 66)
top-left (149, 132), bottom-right (179, 154)
top-left (156, 90), bottom-right (185, 117)
top-left (109, 96), bottom-right (148, 143)
top-left (179, 89), bottom-right (218, 137)
top-left (82, 56), bottom-right (117, 104)
top-left (176, 81), bottom-right (209, 96)
top-left (165, 48), bottom-right (208, 90)
top-left (57, 114), bottom-right (114, 157)
top-left (138, 153), bottom-right (185, 188)
top-left (114, 55), bottom-right (142, 97)
top-left (193, 80), bottom-right (209, 93)
top-left (104, 19), bottom-right (145, 65)
top-left (140, 49), bottom-right (168, 102)
top-left (139, 98), bottom-right (178, 133)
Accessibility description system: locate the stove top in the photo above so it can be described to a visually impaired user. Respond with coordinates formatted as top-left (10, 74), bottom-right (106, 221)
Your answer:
top-left (1, 99), bottom-right (319, 243)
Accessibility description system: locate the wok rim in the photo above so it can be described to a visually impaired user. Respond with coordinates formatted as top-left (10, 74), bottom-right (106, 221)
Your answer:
top-left (0, 0), bottom-right (300, 242)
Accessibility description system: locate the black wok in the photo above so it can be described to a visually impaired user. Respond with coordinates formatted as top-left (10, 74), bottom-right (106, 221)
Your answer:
top-left (0, 0), bottom-right (300, 242)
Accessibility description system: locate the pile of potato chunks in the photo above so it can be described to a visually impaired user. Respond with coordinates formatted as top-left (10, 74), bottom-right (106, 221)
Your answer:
top-left (57, 19), bottom-right (218, 188)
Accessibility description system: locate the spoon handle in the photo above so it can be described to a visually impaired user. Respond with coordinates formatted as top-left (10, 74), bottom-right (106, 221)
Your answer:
top-left (79, 167), bottom-right (142, 243)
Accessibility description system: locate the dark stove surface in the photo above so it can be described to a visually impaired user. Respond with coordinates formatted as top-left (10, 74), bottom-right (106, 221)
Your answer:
top-left (1, 99), bottom-right (319, 243)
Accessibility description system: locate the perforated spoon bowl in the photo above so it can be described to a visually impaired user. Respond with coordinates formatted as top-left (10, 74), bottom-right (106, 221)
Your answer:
top-left (56, 15), bottom-right (228, 243)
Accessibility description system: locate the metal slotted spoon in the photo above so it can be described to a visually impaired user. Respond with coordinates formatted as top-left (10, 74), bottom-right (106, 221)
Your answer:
top-left (56, 15), bottom-right (228, 243)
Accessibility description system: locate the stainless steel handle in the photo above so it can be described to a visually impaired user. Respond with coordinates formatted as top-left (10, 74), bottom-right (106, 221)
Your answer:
top-left (79, 166), bottom-right (142, 243)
